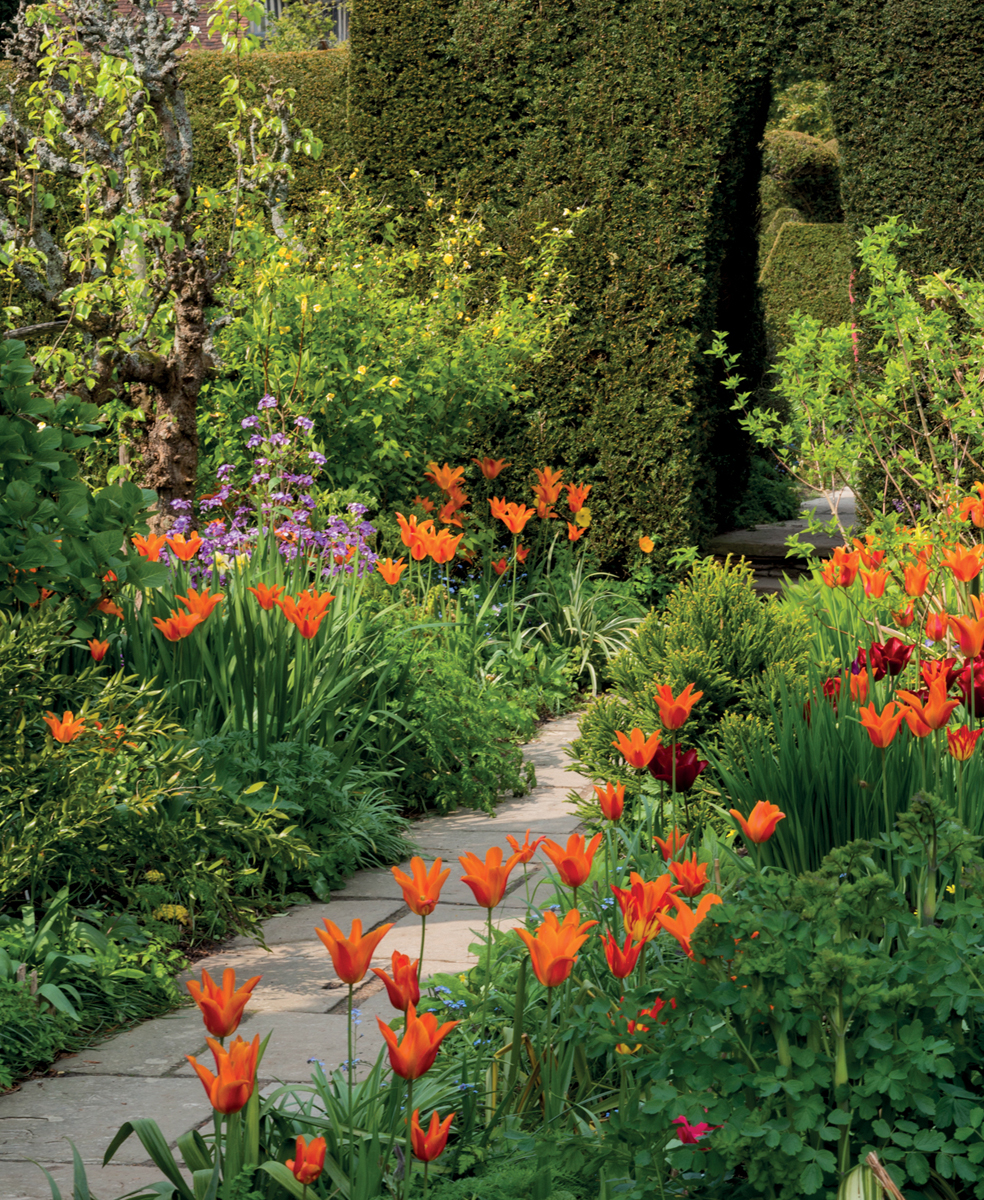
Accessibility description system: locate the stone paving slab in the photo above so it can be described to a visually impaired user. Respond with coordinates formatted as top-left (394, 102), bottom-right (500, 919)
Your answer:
top-left (1, 1161), bottom-right (189, 1200)
top-left (0, 1077), bottom-right (212, 1164)
top-left (56, 1009), bottom-right (208, 1079)
top-left (228, 897), bottom-right (406, 949)
top-left (371, 904), bottom-right (527, 969)
top-left (178, 943), bottom-right (342, 1014)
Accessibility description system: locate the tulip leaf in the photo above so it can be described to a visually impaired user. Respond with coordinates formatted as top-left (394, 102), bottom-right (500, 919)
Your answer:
top-left (103, 1120), bottom-right (197, 1200)
top-left (29, 1160), bottom-right (65, 1200)
top-left (258, 1162), bottom-right (314, 1199)
top-left (70, 1141), bottom-right (92, 1200)
top-left (175, 1129), bottom-right (212, 1173)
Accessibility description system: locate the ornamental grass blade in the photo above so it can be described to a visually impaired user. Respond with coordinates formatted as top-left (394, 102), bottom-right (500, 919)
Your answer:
top-left (30, 1161), bottom-right (64, 1200)
top-left (70, 1141), bottom-right (91, 1200)
top-left (175, 1129), bottom-right (212, 1174)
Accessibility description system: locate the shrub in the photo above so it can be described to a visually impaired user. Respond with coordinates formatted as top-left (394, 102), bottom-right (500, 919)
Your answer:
top-left (758, 129), bottom-right (843, 225)
top-left (759, 221), bottom-right (853, 352)
top-left (570, 557), bottom-right (814, 788)
top-left (0, 339), bottom-right (161, 626)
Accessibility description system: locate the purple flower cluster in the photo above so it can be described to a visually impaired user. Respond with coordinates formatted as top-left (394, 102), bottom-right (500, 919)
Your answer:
top-left (167, 396), bottom-right (378, 583)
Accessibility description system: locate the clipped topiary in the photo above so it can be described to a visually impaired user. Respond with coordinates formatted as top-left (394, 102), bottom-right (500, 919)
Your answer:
top-left (759, 129), bottom-right (843, 225)
top-left (569, 556), bottom-right (813, 789)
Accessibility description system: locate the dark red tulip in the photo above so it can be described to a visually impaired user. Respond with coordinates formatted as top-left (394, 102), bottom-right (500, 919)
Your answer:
top-left (647, 745), bottom-right (708, 793)
top-left (956, 656), bottom-right (984, 720)
top-left (869, 638), bottom-right (915, 679)
top-left (853, 647), bottom-right (885, 683)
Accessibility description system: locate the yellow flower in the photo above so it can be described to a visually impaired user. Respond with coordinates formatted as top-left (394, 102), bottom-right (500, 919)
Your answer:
top-left (389, 376), bottom-right (400, 387)
top-left (443, 253), bottom-right (454, 265)
top-left (153, 904), bottom-right (190, 925)
top-left (357, 365), bottom-right (367, 376)
top-left (575, 506), bottom-right (592, 529)
top-left (145, 869), bottom-right (165, 883)
top-left (313, 304), bottom-right (322, 313)
top-left (639, 536), bottom-right (654, 554)
top-left (279, 326), bottom-right (291, 334)
top-left (327, 393), bottom-right (335, 401)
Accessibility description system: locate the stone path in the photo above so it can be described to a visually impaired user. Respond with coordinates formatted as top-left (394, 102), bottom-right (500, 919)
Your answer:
top-left (0, 714), bottom-right (592, 1200)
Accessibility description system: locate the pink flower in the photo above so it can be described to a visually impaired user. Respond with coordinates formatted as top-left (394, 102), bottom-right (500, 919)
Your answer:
top-left (673, 1114), bottom-right (721, 1144)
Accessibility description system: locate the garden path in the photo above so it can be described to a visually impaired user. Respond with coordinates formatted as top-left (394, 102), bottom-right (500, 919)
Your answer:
top-left (0, 713), bottom-right (592, 1200)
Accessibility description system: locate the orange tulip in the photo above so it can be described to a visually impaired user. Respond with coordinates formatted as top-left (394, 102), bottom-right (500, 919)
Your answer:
top-left (514, 908), bottom-right (598, 988)
top-left (859, 700), bottom-right (905, 748)
top-left (566, 482), bottom-right (592, 513)
top-left (377, 1002), bottom-right (459, 1080)
top-left (903, 561), bottom-right (930, 597)
top-left (391, 857), bottom-right (450, 917)
top-left (653, 827), bottom-right (689, 860)
top-left (176, 587), bottom-right (224, 621)
top-left (853, 536), bottom-right (886, 569)
top-left (314, 918), bottom-right (394, 986)
top-left (655, 893), bottom-right (723, 959)
top-left (567, 522), bottom-right (585, 542)
top-left (849, 671), bottom-right (870, 704)
top-left (410, 1109), bottom-right (454, 1162)
top-left (491, 558), bottom-right (509, 576)
top-left (943, 545), bottom-right (983, 583)
top-left (166, 532), bottom-right (203, 561)
top-left (515, 544), bottom-right (530, 564)
top-left (611, 872), bottom-right (678, 944)
top-left (505, 830), bottom-right (544, 863)
top-left (860, 567), bottom-right (890, 599)
top-left (950, 613), bottom-right (984, 659)
top-left (600, 931), bottom-right (642, 979)
top-left (534, 497), bottom-right (559, 520)
top-left (612, 727), bottom-right (661, 769)
top-left (132, 533), bottom-right (167, 561)
top-left (897, 676), bottom-right (961, 733)
top-left (498, 502), bottom-right (536, 535)
top-left (947, 725), bottom-right (983, 761)
top-left (286, 1135), bottom-right (327, 1185)
top-left (396, 511), bottom-right (436, 551)
top-left (377, 558), bottom-right (408, 585)
top-left (820, 547), bottom-right (861, 588)
top-left (458, 847), bottom-right (522, 909)
top-left (87, 638), bottom-right (109, 662)
top-left (96, 597), bottom-right (124, 619)
top-left (472, 457), bottom-right (510, 480)
top-left (488, 497), bottom-right (509, 522)
top-left (959, 493), bottom-right (984, 528)
top-left (438, 486), bottom-right (469, 527)
top-left (893, 602), bottom-right (916, 628)
top-left (653, 682), bottom-right (703, 732)
top-left (371, 951), bottom-right (421, 1013)
top-left (413, 494), bottom-right (436, 515)
top-left (186, 1034), bottom-right (259, 1115)
top-left (594, 781), bottom-right (625, 821)
top-left (533, 466), bottom-right (565, 506)
top-left (186, 967), bottom-right (261, 1038)
top-left (424, 462), bottom-right (466, 493)
top-left (668, 853), bottom-right (709, 898)
top-left (152, 609), bottom-right (203, 640)
top-left (43, 710), bottom-right (85, 743)
top-left (429, 530), bottom-right (463, 565)
top-left (926, 611), bottom-right (949, 643)
top-left (248, 582), bottom-right (284, 610)
top-left (638, 536), bottom-right (655, 554)
top-left (278, 588), bottom-right (335, 638)
top-left (540, 832), bottom-right (603, 890)
top-left (728, 801), bottom-right (785, 845)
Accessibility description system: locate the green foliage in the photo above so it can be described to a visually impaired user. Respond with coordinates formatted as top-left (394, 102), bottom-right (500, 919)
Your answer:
top-left (571, 557), bottom-right (813, 787)
top-left (262, 0), bottom-right (343, 51)
top-left (198, 734), bottom-right (409, 899)
top-left (610, 815), bottom-right (984, 1199)
top-left (759, 222), bottom-right (853, 353)
top-left (0, 607), bottom-right (311, 940)
top-left (812, 0), bottom-right (984, 280)
top-left (0, 340), bottom-right (161, 623)
top-left (199, 190), bottom-right (573, 505)
top-left (730, 454), bottom-right (800, 529)
top-left (386, 627), bottom-right (536, 814)
top-left (0, 975), bottom-right (75, 1088)
top-left (767, 79), bottom-right (835, 141)
top-left (720, 219), bottom-right (984, 530)
top-left (181, 50), bottom-right (351, 213)
top-left (759, 130), bottom-right (843, 225)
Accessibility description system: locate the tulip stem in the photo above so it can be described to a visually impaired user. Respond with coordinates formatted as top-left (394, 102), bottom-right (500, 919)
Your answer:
top-left (422, 1160), bottom-right (430, 1200)
top-left (477, 907), bottom-right (495, 1045)
top-left (347, 982), bottom-right (355, 1182)
top-left (404, 1078), bottom-right (415, 1200)
top-left (419, 914), bottom-right (427, 984)
top-left (541, 986), bottom-right (553, 1118)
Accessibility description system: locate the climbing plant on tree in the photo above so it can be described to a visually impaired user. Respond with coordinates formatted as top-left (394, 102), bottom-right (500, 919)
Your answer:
top-left (0, 0), bottom-right (321, 525)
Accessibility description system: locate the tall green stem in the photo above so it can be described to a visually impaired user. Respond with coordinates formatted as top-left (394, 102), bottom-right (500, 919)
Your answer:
top-left (418, 914), bottom-right (427, 983)
top-left (347, 982), bottom-right (355, 1181)
top-left (404, 1078), bottom-right (415, 1200)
